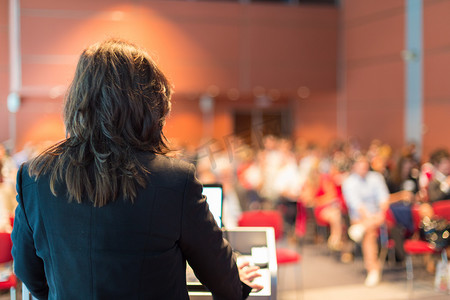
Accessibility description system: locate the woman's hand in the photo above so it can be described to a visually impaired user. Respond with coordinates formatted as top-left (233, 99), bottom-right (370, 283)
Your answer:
top-left (238, 261), bottom-right (264, 292)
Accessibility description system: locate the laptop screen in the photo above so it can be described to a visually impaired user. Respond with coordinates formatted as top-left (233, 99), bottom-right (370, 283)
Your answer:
top-left (202, 184), bottom-right (223, 228)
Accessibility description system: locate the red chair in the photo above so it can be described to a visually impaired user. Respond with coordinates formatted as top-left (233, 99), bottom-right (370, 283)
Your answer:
top-left (238, 210), bottom-right (302, 264)
top-left (238, 210), bottom-right (302, 293)
top-left (432, 199), bottom-right (450, 221)
top-left (0, 232), bottom-right (17, 300)
top-left (294, 202), bottom-right (307, 239)
top-left (403, 204), bottom-right (440, 297)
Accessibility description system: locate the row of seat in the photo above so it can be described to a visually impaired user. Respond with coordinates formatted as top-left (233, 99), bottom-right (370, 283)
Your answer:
top-left (402, 200), bottom-right (450, 297)
top-left (0, 232), bottom-right (17, 300)
top-left (237, 199), bottom-right (450, 297)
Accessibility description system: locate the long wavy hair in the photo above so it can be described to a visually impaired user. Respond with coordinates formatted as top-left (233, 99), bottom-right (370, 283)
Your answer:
top-left (29, 39), bottom-right (172, 207)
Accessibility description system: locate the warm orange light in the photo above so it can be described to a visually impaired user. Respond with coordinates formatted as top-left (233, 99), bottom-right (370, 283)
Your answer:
top-left (51, 3), bottom-right (215, 94)
top-left (17, 115), bottom-right (65, 152)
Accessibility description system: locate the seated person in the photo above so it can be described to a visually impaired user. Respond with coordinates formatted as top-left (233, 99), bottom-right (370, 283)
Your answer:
top-left (342, 154), bottom-right (389, 287)
top-left (385, 153), bottom-right (419, 262)
top-left (428, 148), bottom-right (450, 204)
top-left (303, 159), bottom-right (344, 251)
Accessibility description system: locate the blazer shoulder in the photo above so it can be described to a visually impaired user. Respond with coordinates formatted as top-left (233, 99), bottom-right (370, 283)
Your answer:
top-left (17, 162), bottom-right (37, 188)
top-left (148, 155), bottom-right (196, 188)
top-left (150, 154), bottom-right (193, 172)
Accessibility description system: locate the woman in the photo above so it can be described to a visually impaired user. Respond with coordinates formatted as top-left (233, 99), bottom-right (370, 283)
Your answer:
top-left (385, 153), bottom-right (419, 262)
top-left (303, 158), bottom-right (344, 251)
top-left (12, 39), bottom-right (261, 299)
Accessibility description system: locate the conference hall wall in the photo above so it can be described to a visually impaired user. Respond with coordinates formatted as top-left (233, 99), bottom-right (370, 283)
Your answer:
top-left (340, 0), bottom-right (405, 153)
top-left (341, 0), bottom-right (450, 160)
top-left (1, 0), bottom-right (8, 145)
top-left (422, 0), bottom-right (450, 159)
top-left (1, 0), bottom-right (338, 153)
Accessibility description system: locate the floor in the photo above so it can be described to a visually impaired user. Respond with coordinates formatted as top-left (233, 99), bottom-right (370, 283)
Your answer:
top-left (277, 239), bottom-right (450, 300)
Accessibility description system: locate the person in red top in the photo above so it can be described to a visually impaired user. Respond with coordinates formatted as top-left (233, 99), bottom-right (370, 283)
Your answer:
top-left (302, 159), bottom-right (344, 251)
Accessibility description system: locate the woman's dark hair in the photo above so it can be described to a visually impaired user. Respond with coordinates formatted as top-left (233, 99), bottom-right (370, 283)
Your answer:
top-left (29, 38), bottom-right (172, 207)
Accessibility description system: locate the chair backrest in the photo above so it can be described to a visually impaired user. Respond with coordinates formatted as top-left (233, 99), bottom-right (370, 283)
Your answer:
top-left (432, 199), bottom-right (450, 221)
top-left (238, 210), bottom-right (284, 240)
top-left (0, 233), bottom-right (13, 264)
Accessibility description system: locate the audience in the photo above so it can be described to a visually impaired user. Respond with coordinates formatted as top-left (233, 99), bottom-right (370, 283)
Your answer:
top-left (3, 135), bottom-right (450, 289)
top-left (0, 146), bottom-right (17, 233)
top-left (182, 135), bottom-right (450, 287)
top-left (0, 161), bottom-right (14, 233)
top-left (427, 148), bottom-right (450, 204)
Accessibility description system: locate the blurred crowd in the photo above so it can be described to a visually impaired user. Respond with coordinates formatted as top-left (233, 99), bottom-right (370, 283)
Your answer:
top-left (0, 142), bottom-right (54, 233)
top-left (1, 136), bottom-right (449, 287)
top-left (174, 136), bottom-right (419, 229)
top-left (174, 135), bottom-right (450, 286)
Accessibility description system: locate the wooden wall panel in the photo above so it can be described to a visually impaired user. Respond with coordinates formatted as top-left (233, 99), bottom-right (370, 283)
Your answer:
top-left (248, 5), bottom-right (337, 92)
top-left (0, 0), bottom-right (9, 143)
top-left (346, 61), bottom-right (404, 102)
top-left (345, 14), bottom-right (404, 62)
top-left (341, 0), bottom-right (405, 151)
top-left (21, 0), bottom-right (131, 10)
top-left (0, 72), bottom-right (9, 144)
top-left (423, 0), bottom-right (450, 158)
top-left (343, 0), bottom-right (403, 22)
top-left (3, 0), bottom-right (338, 151)
top-left (294, 92), bottom-right (337, 147)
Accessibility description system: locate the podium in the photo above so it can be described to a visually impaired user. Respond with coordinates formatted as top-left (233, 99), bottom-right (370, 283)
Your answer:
top-left (21, 227), bottom-right (277, 300)
top-left (188, 227), bottom-right (277, 300)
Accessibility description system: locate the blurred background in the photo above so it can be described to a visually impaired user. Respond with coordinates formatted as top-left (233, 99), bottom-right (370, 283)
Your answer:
top-left (1, 0), bottom-right (448, 160)
top-left (2, 1), bottom-right (450, 299)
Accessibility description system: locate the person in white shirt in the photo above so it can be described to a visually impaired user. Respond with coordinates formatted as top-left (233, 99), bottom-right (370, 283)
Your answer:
top-left (259, 136), bottom-right (284, 207)
top-left (273, 140), bottom-right (301, 238)
top-left (342, 154), bottom-right (389, 287)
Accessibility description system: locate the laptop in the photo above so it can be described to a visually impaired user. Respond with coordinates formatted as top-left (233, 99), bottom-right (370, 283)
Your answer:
top-left (202, 183), bottom-right (224, 228)
top-left (186, 183), bottom-right (224, 292)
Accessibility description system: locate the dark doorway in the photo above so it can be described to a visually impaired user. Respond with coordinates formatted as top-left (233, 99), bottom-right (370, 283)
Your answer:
top-left (233, 109), bottom-right (292, 148)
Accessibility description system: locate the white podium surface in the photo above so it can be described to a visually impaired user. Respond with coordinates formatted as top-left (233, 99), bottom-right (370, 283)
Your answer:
top-left (189, 227), bottom-right (278, 300)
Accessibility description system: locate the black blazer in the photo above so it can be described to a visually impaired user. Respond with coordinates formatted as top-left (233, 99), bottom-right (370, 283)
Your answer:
top-left (12, 154), bottom-right (250, 300)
